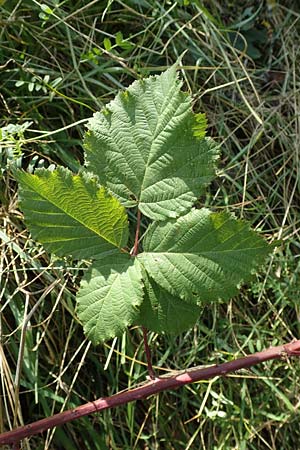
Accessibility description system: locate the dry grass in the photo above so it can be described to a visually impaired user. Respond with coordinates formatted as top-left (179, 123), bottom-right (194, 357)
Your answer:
top-left (1, 1), bottom-right (300, 449)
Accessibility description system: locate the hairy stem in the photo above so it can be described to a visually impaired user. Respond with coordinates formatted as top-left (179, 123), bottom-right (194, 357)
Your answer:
top-left (1, 339), bottom-right (299, 446)
top-left (142, 327), bottom-right (156, 380)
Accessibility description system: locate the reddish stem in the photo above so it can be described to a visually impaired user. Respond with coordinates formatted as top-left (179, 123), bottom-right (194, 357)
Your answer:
top-left (132, 208), bottom-right (141, 257)
top-left (142, 327), bottom-right (156, 380)
top-left (1, 339), bottom-right (299, 446)
top-left (130, 209), bottom-right (155, 378)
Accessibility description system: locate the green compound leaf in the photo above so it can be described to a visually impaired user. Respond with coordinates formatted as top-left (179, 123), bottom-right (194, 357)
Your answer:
top-left (15, 66), bottom-right (274, 344)
top-left (138, 209), bottom-right (271, 303)
top-left (77, 254), bottom-right (143, 344)
top-left (17, 167), bottom-right (128, 259)
top-left (136, 273), bottom-right (202, 334)
top-left (84, 64), bottom-right (219, 220)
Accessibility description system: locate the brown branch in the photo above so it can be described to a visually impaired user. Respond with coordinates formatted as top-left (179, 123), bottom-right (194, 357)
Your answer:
top-left (1, 339), bottom-right (300, 447)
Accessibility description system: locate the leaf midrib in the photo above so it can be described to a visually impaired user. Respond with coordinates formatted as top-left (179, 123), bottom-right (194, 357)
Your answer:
top-left (143, 247), bottom-right (267, 256)
top-left (138, 80), bottom-right (185, 203)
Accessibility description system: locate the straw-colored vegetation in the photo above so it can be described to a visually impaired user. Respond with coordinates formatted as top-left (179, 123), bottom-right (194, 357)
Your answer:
top-left (1, 1), bottom-right (300, 449)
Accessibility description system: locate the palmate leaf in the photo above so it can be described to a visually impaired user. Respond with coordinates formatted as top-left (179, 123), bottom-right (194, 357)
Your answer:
top-left (17, 167), bottom-right (128, 259)
top-left (16, 65), bottom-right (274, 344)
top-left (136, 272), bottom-right (202, 334)
top-left (138, 209), bottom-right (271, 303)
top-left (84, 64), bottom-right (219, 220)
top-left (77, 254), bottom-right (143, 343)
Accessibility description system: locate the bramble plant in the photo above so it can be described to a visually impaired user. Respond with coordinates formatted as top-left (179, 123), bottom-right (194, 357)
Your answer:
top-left (17, 64), bottom-right (271, 348)
top-left (4, 63), bottom-right (300, 450)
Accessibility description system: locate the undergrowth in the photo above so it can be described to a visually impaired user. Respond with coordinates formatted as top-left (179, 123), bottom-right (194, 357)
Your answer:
top-left (1, 1), bottom-right (300, 449)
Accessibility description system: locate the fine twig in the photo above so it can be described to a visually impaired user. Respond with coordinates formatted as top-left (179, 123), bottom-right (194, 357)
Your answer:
top-left (0, 339), bottom-right (299, 446)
